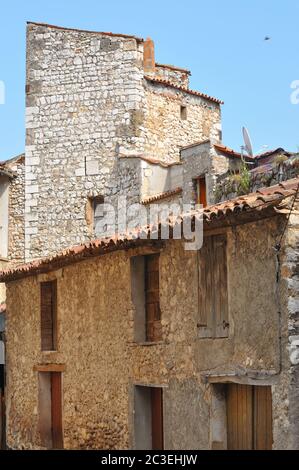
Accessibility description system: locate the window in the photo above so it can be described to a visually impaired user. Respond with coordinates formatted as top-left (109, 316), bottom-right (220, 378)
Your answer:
top-left (193, 175), bottom-right (207, 207)
top-left (180, 105), bottom-right (187, 120)
top-left (86, 196), bottom-right (104, 236)
top-left (40, 280), bottom-right (57, 351)
top-left (197, 234), bottom-right (229, 338)
top-left (134, 386), bottom-right (164, 450)
top-left (38, 372), bottom-right (63, 449)
top-left (227, 384), bottom-right (272, 450)
top-left (131, 253), bottom-right (161, 343)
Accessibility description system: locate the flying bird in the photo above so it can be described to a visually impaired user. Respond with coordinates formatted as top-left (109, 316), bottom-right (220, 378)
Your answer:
top-left (264, 36), bottom-right (271, 41)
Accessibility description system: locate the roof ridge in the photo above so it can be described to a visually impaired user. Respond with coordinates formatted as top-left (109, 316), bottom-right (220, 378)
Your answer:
top-left (27, 22), bottom-right (144, 43)
top-left (145, 76), bottom-right (224, 105)
top-left (1, 177), bottom-right (298, 282)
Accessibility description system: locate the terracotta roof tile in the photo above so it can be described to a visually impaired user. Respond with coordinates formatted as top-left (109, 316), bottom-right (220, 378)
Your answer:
top-left (214, 143), bottom-right (255, 161)
top-left (141, 187), bottom-right (182, 205)
top-left (145, 77), bottom-right (224, 105)
top-left (1, 177), bottom-right (298, 282)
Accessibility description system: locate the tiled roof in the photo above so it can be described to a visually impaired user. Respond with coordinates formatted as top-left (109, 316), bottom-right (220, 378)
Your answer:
top-left (255, 148), bottom-right (291, 159)
top-left (214, 144), bottom-right (291, 161)
top-left (204, 178), bottom-right (299, 221)
top-left (0, 167), bottom-right (16, 178)
top-left (1, 177), bottom-right (298, 282)
top-left (141, 187), bottom-right (182, 205)
top-left (214, 143), bottom-right (243, 158)
top-left (27, 22), bottom-right (144, 43)
top-left (145, 77), bottom-right (224, 105)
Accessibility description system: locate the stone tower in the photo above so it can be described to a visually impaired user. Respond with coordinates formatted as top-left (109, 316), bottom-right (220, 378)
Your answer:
top-left (25, 22), bottom-right (222, 261)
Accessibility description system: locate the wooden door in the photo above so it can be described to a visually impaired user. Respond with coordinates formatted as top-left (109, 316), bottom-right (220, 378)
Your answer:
top-left (145, 254), bottom-right (161, 342)
top-left (51, 372), bottom-right (63, 449)
top-left (253, 386), bottom-right (272, 450)
top-left (196, 176), bottom-right (207, 207)
top-left (227, 384), bottom-right (253, 450)
top-left (151, 388), bottom-right (163, 450)
top-left (227, 384), bottom-right (272, 450)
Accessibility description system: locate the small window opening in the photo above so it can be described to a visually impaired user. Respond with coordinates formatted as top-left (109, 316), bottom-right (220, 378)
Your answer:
top-left (180, 105), bottom-right (187, 120)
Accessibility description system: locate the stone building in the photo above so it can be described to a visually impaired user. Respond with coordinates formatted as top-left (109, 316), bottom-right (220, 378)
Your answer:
top-left (24, 22), bottom-right (223, 261)
top-left (1, 177), bottom-right (299, 450)
top-left (1, 20), bottom-right (299, 451)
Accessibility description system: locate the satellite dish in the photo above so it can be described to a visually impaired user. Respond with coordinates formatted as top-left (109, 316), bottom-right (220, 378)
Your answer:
top-left (242, 126), bottom-right (254, 158)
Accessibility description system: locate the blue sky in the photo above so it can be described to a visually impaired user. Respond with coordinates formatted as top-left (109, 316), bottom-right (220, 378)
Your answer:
top-left (0, 0), bottom-right (298, 160)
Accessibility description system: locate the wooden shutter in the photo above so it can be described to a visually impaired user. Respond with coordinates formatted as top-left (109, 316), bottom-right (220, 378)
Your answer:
top-left (198, 234), bottom-right (229, 338)
top-left (151, 388), bottom-right (163, 450)
top-left (214, 235), bottom-right (229, 338)
top-left (145, 254), bottom-right (161, 342)
top-left (196, 176), bottom-right (207, 207)
top-left (253, 386), bottom-right (273, 450)
top-left (51, 372), bottom-right (63, 449)
top-left (227, 384), bottom-right (253, 450)
top-left (41, 281), bottom-right (57, 351)
top-left (198, 236), bottom-right (214, 337)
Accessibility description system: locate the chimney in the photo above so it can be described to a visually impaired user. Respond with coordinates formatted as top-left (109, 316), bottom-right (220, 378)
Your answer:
top-left (143, 37), bottom-right (155, 74)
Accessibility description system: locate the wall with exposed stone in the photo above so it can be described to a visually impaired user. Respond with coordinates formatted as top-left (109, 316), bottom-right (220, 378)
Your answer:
top-left (6, 157), bottom-right (25, 266)
top-left (25, 23), bottom-right (146, 261)
top-left (25, 23), bottom-right (222, 262)
top-left (278, 200), bottom-right (299, 449)
top-left (5, 215), bottom-right (296, 450)
top-left (181, 141), bottom-right (231, 206)
top-left (144, 81), bottom-right (221, 163)
top-left (214, 155), bottom-right (299, 204)
top-left (154, 64), bottom-right (190, 88)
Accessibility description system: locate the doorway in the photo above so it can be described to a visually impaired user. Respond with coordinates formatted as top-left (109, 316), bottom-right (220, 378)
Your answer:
top-left (226, 384), bottom-right (272, 450)
top-left (38, 372), bottom-right (63, 449)
top-left (134, 386), bottom-right (164, 450)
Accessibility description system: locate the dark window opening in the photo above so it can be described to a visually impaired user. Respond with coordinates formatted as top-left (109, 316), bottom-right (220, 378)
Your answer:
top-left (40, 280), bottom-right (57, 351)
top-left (180, 105), bottom-right (187, 120)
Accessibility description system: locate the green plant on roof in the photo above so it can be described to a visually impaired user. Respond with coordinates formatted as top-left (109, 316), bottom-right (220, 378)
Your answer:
top-left (274, 154), bottom-right (288, 166)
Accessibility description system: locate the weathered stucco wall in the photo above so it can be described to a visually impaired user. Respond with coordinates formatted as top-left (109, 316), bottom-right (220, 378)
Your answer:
top-left (6, 215), bottom-right (293, 450)
top-left (144, 81), bottom-right (221, 163)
